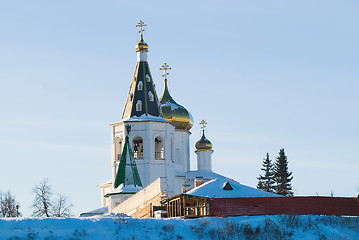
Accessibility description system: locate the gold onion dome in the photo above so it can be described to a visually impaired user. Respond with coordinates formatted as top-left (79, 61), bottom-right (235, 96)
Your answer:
top-left (159, 79), bottom-right (193, 130)
top-left (195, 130), bottom-right (213, 150)
top-left (135, 35), bottom-right (149, 51)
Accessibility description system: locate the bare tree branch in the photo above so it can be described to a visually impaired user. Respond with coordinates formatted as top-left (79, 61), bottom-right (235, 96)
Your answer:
top-left (52, 194), bottom-right (73, 217)
top-left (31, 179), bottom-right (53, 217)
top-left (31, 178), bottom-right (73, 217)
top-left (0, 191), bottom-right (21, 217)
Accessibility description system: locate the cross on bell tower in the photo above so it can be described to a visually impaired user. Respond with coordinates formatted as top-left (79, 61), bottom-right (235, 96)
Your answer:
top-left (136, 20), bottom-right (147, 38)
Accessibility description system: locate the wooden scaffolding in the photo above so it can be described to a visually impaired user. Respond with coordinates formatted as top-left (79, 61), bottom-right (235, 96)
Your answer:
top-left (164, 194), bottom-right (210, 218)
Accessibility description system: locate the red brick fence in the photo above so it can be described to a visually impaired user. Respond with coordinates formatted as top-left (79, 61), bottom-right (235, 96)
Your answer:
top-left (210, 197), bottom-right (359, 217)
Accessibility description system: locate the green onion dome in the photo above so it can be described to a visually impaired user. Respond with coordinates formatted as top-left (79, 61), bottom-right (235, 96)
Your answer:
top-left (159, 79), bottom-right (193, 131)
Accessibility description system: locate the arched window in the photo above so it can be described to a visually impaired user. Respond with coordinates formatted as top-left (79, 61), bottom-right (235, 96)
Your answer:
top-left (155, 136), bottom-right (164, 159)
top-left (148, 91), bottom-right (154, 101)
top-left (145, 74), bottom-right (150, 82)
top-left (115, 138), bottom-right (122, 161)
top-left (133, 137), bottom-right (143, 159)
top-left (138, 81), bottom-right (143, 91)
top-left (136, 100), bottom-right (142, 111)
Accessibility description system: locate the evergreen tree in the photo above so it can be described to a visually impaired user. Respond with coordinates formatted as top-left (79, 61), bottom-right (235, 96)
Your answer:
top-left (257, 153), bottom-right (275, 193)
top-left (274, 148), bottom-right (293, 196)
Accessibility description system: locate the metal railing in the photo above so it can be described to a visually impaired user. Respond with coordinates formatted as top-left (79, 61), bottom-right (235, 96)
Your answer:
top-left (155, 151), bottom-right (164, 159)
top-left (134, 152), bottom-right (143, 159)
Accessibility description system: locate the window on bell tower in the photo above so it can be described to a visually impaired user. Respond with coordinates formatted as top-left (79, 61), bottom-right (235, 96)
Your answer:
top-left (115, 138), bottom-right (122, 161)
top-left (136, 100), bottom-right (142, 111)
top-left (155, 136), bottom-right (164, 159)
top-left (148, 91), bottom-right (154, 101)
top-left (138, 81), bottom-right (143, 90)
top-left (146, 74), bottom-right (150, 82)
top-left (133, 137), bottom-right (143, 159)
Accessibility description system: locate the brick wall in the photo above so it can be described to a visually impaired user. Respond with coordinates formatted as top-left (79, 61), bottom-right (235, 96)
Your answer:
top-left (210, 197), bottom-right (359, 217)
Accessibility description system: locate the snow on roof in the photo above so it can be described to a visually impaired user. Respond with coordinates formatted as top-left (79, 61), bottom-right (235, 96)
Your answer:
top-left (97, 180), bottom-right (112, 188)
top-left (186, 178), bottom-right (280, 198)
top-left (79, 206), bottom-right (108, 217)
top-left (121, 114), bottom-right (170, 123)
top-left (184, 170), bottom-right (229, 180)
top-left (106, 184), bottom-right (142, 196)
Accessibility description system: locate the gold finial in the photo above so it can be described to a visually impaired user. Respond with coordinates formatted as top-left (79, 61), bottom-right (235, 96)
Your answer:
top-left (199, 120), bottom-right (207, 130)
top-left (136, 20), bottom-right (147, 38)
top-left (160, 63), bottom-right (172, 79)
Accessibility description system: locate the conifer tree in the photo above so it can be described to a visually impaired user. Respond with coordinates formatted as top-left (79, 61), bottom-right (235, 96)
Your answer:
top-left (257, 153), bottom-right (275, 193)
top-left (274, 148), bottom-right (293, 196)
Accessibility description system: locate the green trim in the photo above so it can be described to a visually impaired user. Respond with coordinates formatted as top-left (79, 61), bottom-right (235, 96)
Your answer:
top-left (114, 136), bottom-right (143, 188)
top-left (104, 192), bottom-right (138, 197)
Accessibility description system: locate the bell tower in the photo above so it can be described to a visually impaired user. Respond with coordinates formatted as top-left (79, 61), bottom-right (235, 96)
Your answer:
top-left (110, 21), bottom-right (176, 195)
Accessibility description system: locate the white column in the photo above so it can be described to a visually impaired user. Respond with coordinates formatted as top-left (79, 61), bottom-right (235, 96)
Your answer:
top-left (195, 149), bottom-right (214, 171)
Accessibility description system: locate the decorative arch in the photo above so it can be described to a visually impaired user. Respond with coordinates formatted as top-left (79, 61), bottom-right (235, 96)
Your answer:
top-left (155, 136), bottom-right (164, 159)
top-left (133, 136), bottom-right (144, 159)
top-left (136, 100), bottom-right (142, 111)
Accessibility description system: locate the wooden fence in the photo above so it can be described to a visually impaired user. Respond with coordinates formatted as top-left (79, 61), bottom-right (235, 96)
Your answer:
top-left (210, 196), bottom-right (359, 217)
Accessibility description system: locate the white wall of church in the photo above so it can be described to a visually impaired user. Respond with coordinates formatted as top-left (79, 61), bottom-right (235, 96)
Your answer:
top-left (110, 120), bottom-right (179, 195)
top-left (173, 130), bottom-right (191, 173)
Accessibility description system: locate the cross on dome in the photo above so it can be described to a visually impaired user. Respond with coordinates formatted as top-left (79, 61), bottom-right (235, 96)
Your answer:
top-left (136, 20), bottom-right (147, 38)
top-left (160, 63), bottom-right (171, 79)
top-left (200, 120), bottom-right (207, 130)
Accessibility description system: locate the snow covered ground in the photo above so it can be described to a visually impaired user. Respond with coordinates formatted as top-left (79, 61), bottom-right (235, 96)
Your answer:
top-left (0, 215), bottom-right (358, 240)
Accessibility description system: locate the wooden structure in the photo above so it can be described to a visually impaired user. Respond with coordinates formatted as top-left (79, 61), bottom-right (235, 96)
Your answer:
top-left (112, 177), bottom-right (168, 218)
top-left (164, 194), bottom-right (210, 218)
top-left (164, 195), bottom-right (359, 218)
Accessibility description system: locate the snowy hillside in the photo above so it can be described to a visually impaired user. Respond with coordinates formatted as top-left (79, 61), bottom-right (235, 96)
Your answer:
top-left (1, 215), bottom-right (358, 240)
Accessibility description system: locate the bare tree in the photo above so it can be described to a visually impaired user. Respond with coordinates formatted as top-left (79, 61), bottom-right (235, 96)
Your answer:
top-left (31, 179), bottom-right (53, 217)
top-left (31, 179), bottom-right (73, 217)
top-left (0, 191), bottom-right (21, 217)
top-left (52, 194), bottom-right (73, 217)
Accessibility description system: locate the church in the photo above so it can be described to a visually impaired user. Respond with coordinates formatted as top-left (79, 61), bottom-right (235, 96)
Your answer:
top-left (82, 21), bottom-right (278, 218)
top-left (79, 21), bottom-right (359, 218)
top-left (96, 21), bottom-right (230, 214)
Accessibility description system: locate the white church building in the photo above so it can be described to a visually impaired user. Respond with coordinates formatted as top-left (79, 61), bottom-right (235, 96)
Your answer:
top-left (95, 22), bottom-right (229, 214)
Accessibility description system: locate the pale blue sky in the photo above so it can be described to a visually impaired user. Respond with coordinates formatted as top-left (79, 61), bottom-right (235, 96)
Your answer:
top-left (0, 0), bottom-right (358, 216)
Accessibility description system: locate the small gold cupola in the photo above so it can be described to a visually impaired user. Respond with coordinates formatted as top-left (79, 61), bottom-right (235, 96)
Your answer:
top-left (135, 20), bottom-right (149, 62)
top-left (195, 120), bottom-right (214, 172)
top-left (135, 35), bottom-right (149, 52)
top-left (135, 20), bottom-right (148, 51)
top-left (195, 121), bottom-right (213, 150)
top-left (159, 63), bottom-right (193, 131)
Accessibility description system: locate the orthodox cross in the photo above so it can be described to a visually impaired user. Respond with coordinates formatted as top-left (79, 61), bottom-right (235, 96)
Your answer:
top-left (136, 20), bottom-right (147, 37)
top-left (199, 120), bottom-right (207, 130)
top-left (125, 124), bottom-right (132, 142)
top-left (160, 63), bottom-right (171, 79)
